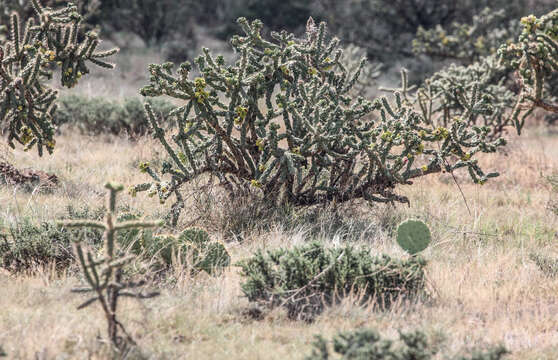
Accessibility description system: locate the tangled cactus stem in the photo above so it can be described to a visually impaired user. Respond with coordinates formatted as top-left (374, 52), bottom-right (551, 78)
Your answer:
top-left (58, 182), bottom-right (162, 349)
top-left (396, 219), bottom-right (431, 255)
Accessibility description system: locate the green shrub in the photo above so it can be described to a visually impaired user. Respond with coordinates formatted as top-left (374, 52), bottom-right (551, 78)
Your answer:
top-left (305, 327), bottom-right (509, 360)
top-left (238, 242), bottom-right (426, 321)
top-left (55, 95), bottom-right (175, 136)
top-left (135, 17), bottom-right (508, 224)
top-left (0, 219), bottom-right (75, 272)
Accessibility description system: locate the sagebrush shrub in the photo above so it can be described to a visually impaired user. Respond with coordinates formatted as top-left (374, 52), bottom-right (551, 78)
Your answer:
top-left (0, 219), bottom-right (74, 272)
top-left (55, 95), bottom-right (175, 136)
top-left (238, 241), bottom-right (426, 321)
top-left (305, 327), bottom-right (509, 360)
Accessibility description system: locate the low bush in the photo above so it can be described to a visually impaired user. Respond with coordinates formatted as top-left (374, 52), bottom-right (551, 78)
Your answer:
top-left (238, 241), bottom-right (426, 321)
top-left (55, 95), bottom-right (175, 136)
top-left (0, 219), bottom-right (75, 272)
top-left (306, 327), bottom-right (509, 360)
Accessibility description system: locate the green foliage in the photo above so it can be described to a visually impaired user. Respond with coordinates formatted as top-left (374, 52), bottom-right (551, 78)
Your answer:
top-left (306, 327), bottom-right (509, 360)
top-left (498, 9), bottom-right (558, 133)
top-left (135, 18), bottom-right (507, 223)
top-left (238, 241), bottom-right (426, 321)
top-left (0, 219), bottom-right (74, 272)
top-left (55, 95), bottom-right (175, 136)
top-left (396, 219), bottom-right (431, 255)
top-left (215, 0), bottom-right (313, 39)
top-left (0, 1), bottom-right (117, 155)
top-left (59, 182), bottom-right (162, 349)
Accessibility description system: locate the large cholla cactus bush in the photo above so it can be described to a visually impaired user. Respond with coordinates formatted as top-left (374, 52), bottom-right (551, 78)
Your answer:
top-left (135, 17), bottom-right (509, 223)
top-left (0, 0), bottom-right (116, 155)
top-left (499, 10), bottom-right (558, 133)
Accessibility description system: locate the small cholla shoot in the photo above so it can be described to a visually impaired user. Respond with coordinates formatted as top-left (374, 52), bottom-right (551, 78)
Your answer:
top-left (396, 219), bottom-right (431, 255)
top-left (59, 182), bottom-right (163, 349)
top-left (0, 0), bottom-right (117, 155)
top-left (134, 17), bottom-right (510, 223)
top-left (499, 9), bottom-right (558, 133)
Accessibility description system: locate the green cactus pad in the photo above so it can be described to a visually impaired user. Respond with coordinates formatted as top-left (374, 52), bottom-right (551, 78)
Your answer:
top-left (178, 227), bottom-right (210, 246)
top-left (396, 220), bottom-right (431, 255)
top-left (195, 242), bottom-right (231, 275)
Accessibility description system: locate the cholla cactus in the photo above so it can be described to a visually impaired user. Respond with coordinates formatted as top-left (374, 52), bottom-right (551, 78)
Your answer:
top-left (59, 182), bottom-right (162, 349)
top-left (499, 9), bottom-right (558, 134)
top-left (134, 17), bottom-right (508, 222)
top-left (413, 8), bottom-right (519, 64)
top-left (340, 44), bottom-right (381, 96)
top-left (0, 0), bottom-right (117, 155)
top-left (421, 55), bottom-right (517, 140)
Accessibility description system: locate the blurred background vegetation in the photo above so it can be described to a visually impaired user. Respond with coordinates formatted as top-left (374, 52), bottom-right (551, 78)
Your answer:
top-left (2, 0), bottom-right (556, 71)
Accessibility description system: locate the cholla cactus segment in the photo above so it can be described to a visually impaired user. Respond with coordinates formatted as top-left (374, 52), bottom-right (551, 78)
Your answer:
top-left (498, 9), bottom-right (558, 133)
top-left (423, 55), bottom-right (517, 140)
top-left (58, 182), bottom-right (162, 348)
top-left (136, 17), bottom-right (510, 222)
top-left (396, 219), bottom-right (431, 255)
top-left (0, 1), bottom-right (117, 155)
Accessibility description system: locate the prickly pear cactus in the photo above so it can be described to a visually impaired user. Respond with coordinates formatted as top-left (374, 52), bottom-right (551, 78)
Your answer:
top-left (178, 227), bottom-right (210, 247)
top-left (148, 227), bottom-right (230, 274)
top-left (396, 219), bottom-right (431, 255)
top-left (178, 227), bottom-right (230, 275)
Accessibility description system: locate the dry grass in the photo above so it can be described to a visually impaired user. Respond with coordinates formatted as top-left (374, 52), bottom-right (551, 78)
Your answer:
top-left (1, 125), bottom-right (558, 359)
